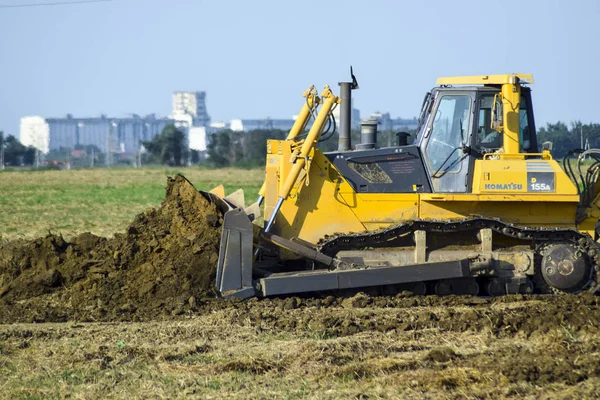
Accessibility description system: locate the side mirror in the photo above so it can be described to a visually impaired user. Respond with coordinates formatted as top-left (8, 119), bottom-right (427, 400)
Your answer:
top-left (491, 94), bottom-right (503, 132)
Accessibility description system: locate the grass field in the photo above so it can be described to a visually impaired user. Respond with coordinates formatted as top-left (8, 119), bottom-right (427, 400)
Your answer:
top-left (0, 167), bottom-right (264, 240)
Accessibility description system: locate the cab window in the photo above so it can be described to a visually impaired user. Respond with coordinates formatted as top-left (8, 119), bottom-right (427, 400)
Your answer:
top-left (476, 96), bottom-right (502, 150)
top-left (519, 97), bottom-right (532, 151)
top-left (426, 95), bottom-right (470, 174)
top-left (477, 94), bottom-right (533, 152)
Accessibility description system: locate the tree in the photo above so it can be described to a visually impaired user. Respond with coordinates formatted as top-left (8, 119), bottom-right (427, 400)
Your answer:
top-left (206, 129), bottom-right (288, 167)
top-left (190, 149), bottom-right (203, 164)
top-left (537, 122), bottom-right (573, 157)
top-left (1, 134), bottom-right (36, 166)
top-left (207, 131), bottom-right (233, 167)
top-left (570, 121), bottom-right (600, 150)
top-left (536, 121), bottom-right (600, 158)
top-left (0, 131), bottom-right (4, 169)
top-left (238, 129), bottom-right (286, 166)
top-left (142, 125), bottom-right (188, 166)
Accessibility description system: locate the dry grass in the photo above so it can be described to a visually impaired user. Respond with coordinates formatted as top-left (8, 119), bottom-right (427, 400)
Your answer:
top-left (0, 167), bottom-right (264, 240)
top-left (2, 302), bottom-right (600, 399)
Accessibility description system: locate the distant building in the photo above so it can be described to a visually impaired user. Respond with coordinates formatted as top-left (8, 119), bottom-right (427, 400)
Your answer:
top-left (20, 116), bottom-right (49, 153)
top-left (171, 91), bottom-right (210, 127)
top-left (20, 114), bottom-right (180, 154)
top-left (188, 126), bottom-right (207, 152)
top-left (211, 106), bottom-right (361, 134)
top-left (370, 112), bottom-right (418, 132)
top-left (229, 118), bottom-right (296, 132)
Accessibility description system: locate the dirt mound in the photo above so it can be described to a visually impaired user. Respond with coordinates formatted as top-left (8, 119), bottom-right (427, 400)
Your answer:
top-left (0, 175), bottom-right (222, 323)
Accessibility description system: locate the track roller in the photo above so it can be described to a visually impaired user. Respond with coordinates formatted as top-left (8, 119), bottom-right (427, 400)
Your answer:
top-left (382, 282), bottom-right (427, 296)
top-left (434, 278), bottom-right (479, 296)
top-left (485, 278), bottom-right (533, 296)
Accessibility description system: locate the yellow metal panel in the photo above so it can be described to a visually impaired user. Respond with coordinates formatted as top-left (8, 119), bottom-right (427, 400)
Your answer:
top-left (340, 192), bottom-right (419, 231)
top-left (419, 198), bottom-right (577, 227)
top-left (263, 147), bottom-right (281, 223)
top-left (436, 74), bottom-right (534, 86)
top-left (419, 193), bottom-right (579, 202)
top-left (421, 158), bottom-right (577, 226)
top-left (272, 152), bottom-right (365, 250)
top-left (471, 159), bottom-right (578, 196)
top-left (278, 140), bottom-right (294, 197)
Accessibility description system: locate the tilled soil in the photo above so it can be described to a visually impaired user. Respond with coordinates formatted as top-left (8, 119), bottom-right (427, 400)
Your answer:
top-left (219, 292), bottom-right (600, 339)
top-left (2, 295), bottom-right (600, 398)
top-left (0, 175), bottom-right (222, 323)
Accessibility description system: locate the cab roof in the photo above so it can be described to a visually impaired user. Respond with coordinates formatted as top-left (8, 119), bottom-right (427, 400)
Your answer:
top-left (436, 74), bottom-right (534, 86)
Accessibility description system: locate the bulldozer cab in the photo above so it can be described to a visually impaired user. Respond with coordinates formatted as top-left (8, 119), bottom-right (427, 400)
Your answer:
top-left (417, 78), bottom-right (538, 193)
top-left (324, 75), bottom-right (541, 195)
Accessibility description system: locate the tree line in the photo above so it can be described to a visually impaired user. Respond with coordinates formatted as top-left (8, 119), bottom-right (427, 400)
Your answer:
top-left (0, 126), bottom-right (191, 169)
top-left (0, 132), bottom-right (37, 167)
top-left (537, 121), bottom-right (600, 158)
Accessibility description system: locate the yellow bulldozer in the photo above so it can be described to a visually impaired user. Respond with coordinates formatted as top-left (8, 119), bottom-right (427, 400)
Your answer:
top-left (203, 72), bottom-right (600, 298)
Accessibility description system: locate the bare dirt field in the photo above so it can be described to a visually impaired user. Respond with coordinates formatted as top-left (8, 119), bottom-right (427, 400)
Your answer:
top-left (2, 295), bottom-right (600, 399)
top-left (1, 170), bottom-right (600, 399)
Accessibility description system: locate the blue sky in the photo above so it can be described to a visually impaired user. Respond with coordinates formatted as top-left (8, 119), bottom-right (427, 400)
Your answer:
top-left (1, 0), bottom-right (599, 137)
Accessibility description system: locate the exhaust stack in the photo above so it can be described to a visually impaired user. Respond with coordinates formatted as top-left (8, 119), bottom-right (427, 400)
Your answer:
top-left (337, 67), bottom-right (359, 152)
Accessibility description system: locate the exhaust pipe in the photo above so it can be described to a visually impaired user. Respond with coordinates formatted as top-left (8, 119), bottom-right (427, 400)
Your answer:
top-left (338, 82), bottom-right (352, 152)
top-left (338, 67), bottom-right (359, 152)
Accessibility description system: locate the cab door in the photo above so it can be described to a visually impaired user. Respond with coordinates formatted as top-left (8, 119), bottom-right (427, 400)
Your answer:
top-left (421, 92), bottom-right (474, 193)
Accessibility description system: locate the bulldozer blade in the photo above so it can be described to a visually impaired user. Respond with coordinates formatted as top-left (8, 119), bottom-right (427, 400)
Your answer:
top-left (199, 189), bottom-right (240, 216)
top-left (209, 185), bottom-right (225, 197)
top-left (200, 183), bottom-right (260, 298)
top-left (258, 259), bottom-right (471, 296)
top-left (244, 202), bottom-right (262, 222)
top-left (200, 187), bottom-right (260, 222)
top-left (216, 207), bottom-right (256, 299)
top-left (224, 188), bottom-right (245, 209)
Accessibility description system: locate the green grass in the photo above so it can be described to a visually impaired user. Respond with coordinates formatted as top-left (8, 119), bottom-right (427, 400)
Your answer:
top-left (0, 167), bottom-right (264, 240)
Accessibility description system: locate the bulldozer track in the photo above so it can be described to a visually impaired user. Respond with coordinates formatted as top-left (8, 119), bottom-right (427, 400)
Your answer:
top-left (317, 217), bottom-right (600, 294)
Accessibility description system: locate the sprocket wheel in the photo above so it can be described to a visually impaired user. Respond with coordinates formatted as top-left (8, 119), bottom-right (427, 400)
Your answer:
top-left (540, 243), bottom-right (592, 293)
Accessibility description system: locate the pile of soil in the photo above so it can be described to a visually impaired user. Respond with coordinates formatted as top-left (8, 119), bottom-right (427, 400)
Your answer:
top-left (0, 175), bottom-right (223, 323)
